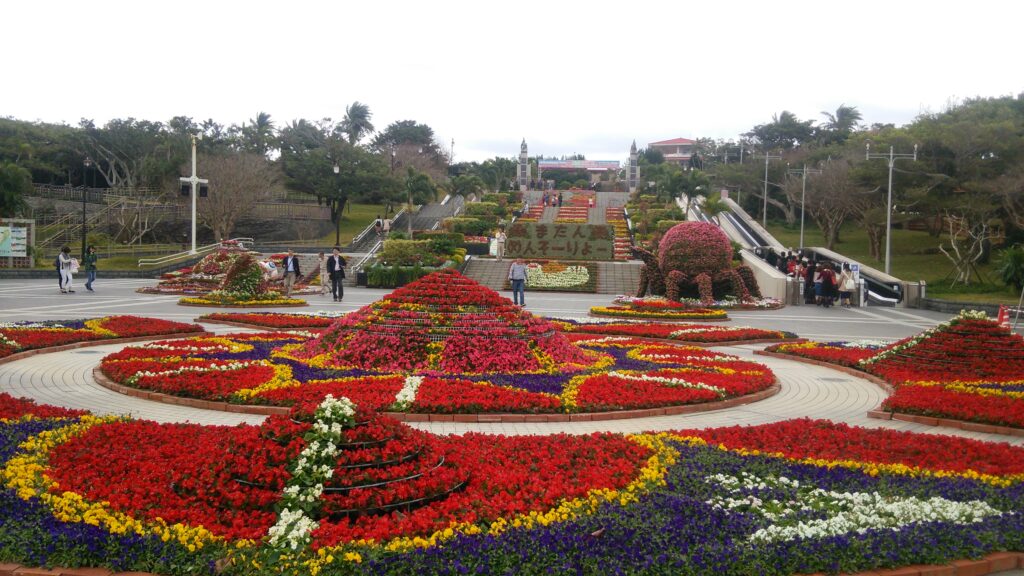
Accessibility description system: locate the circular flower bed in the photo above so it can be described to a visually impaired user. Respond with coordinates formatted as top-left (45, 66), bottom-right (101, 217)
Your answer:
top-left (4, 396), bottom-right (1024, 576)
top-left (0, 316), bottom-right (204, 360)
top-left (590, 304), bottom-right (729, 321)
top-left (98, 331), bottom-right (775, 414)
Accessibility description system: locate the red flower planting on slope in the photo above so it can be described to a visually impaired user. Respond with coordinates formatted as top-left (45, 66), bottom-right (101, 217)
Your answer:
top-left (882, 386), bottom-right (1024, 428)
top-left (680, 418), bottom-right (1024, 478)
top-left (0, 392), bottom-right (88, 420)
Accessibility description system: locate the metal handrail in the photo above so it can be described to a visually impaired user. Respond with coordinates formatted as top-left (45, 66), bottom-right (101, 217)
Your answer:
top-left (137, 237), bottom-right (254, 267)
top-left (350, 240), bottom-right (384, 273)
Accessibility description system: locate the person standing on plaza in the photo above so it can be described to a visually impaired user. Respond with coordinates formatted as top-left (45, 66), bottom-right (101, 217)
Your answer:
top-left (83, 245), bottom-right (98, 292)
top-left (819, 262), bottom-right (837, 308)
top-left (58, 246), bottom-right (75, 293)
top-left (282, 249), bottom-right (301, 298)
top-left (508, 257), bottom-right (528, 306)
top-left (838, 263), bottom-right (856, 308)
top-left (327, 247), bottom-right (347, 302)
top-left (803, 260), bottom-right (816, 305)
top-left (558, 192), bottom-right (563, 207)
top-left (495, 227), bottom-right (507, 262)
top-left (318, 252), bottom-right (329, 296)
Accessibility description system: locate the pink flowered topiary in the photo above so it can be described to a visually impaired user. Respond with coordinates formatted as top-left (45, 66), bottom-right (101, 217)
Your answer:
top-left (658, 222), bottom-right (733, 277)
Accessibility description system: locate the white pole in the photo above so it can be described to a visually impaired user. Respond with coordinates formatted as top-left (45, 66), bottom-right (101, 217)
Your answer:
top-left (800, 164), bottom-right (807, 249)
top-left (762, 155), bottom-right (769, 228)
top-left (190, 135), bottom-right (198, 254)
top-left (885, 146), bottom-right (894, 275)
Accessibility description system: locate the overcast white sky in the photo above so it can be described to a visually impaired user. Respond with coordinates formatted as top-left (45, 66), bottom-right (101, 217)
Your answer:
top-left (2, 0), bottom-right (1020, 163)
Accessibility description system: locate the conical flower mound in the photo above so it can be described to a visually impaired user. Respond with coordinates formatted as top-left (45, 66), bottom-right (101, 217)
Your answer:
top-left (861, 311), bottom-right (1024, 383)
top-left (301, 269), bottom-right (597, 373)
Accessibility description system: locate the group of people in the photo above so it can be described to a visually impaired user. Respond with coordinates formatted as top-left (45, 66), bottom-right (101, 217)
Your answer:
top-left (540, 192), bottom-right (563, 208)
top-left (55, 245), bottom-right (97, 293)
top-left (758, 248), bottom-right (858, 308)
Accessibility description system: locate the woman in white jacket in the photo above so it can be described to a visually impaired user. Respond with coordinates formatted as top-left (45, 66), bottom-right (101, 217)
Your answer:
top-left (58, 246), bottom-right (75, 293)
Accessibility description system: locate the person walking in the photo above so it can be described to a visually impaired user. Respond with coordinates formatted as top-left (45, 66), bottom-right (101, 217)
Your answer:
top-left (318, 252), bottom-right (329, 296)
top-left (282, 250), bottom-right (301, 298)
top-left (557, 192), bottom-right (563, 207)
top-left (495, 228), bottom-right (507, 262)
top-left (58, 246), bottom-right (75, 293)
top-left (374, 215), bottom-right (384, 239)
top-left (838, 263), bottom-right (856, 308)
top-left (819, 263), bottom-right (837, 308)
top-left (327, 247), bottom-right (347, 302)
top-left (508, 257), bottom-right (528, 306)
top-left (83, 245), bottom-right (98, 291)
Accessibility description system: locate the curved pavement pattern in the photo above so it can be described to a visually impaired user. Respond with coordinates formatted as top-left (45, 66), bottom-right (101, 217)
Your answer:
top-left (2, 335), bottom-right (1022, 447)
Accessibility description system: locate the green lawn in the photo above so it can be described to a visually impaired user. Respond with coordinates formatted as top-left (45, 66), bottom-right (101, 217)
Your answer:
top-left (316, 203), bottom-right (389, 246)
top-left (766, 221), bottom-right (1021, 304)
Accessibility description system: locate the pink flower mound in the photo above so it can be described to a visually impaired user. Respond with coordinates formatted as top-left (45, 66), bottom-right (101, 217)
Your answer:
top-left (658, 222), bottom-right (733, 277)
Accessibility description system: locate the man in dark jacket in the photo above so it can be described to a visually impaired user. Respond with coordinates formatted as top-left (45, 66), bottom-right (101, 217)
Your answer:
top-left (282, 250), bottom-right (302, 297)
top-left (327, 247), bottom-right (347, 302)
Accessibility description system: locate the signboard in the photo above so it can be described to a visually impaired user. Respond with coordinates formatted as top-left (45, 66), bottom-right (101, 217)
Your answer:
top-left (850, 263), bottom-right (860, 282)
top-left (505, 223), bottom-right (614, 261)
top-left (0, 225), bottom-right (27, 257)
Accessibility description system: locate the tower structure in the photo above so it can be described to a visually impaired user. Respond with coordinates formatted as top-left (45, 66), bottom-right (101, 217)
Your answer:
top-left (518, 138), bottom-right (530, 191)
top-left (628, 139), bottom-right (639, 193)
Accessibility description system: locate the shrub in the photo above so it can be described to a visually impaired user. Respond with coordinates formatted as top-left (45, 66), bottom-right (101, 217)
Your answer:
top-left (656, 219), bottom-right (685, 232)
top-left (444, 217), bottom-right (494, 236)
top-left (997, 245), bottom-right (1024, 291)
top-left (466, 202), bottom-right (506, 217)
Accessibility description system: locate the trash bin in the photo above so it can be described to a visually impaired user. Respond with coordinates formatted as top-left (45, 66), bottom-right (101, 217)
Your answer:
top-left (356, 271), bottom-right (368, 287)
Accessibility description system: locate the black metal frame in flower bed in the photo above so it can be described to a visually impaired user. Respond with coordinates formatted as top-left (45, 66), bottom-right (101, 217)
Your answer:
top-left (324, 479), bottom-right (469, 520)
top-left (323, 455), bottom-right (446, 493)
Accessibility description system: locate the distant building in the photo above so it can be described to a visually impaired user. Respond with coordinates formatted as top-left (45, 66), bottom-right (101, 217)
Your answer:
top-left (648, 137), bottom-right (696, 166)
top-left (537, 159), bottom-right (620, 185)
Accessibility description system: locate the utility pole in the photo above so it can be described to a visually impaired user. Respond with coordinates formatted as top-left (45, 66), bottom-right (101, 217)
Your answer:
top-left (178, 134), bottom-right (208, 254)
top-left (756, 152), bottom-right (782, 228)
top-left (787, 164), bottom-right (822, 249)
top-left (866, 143), bottom-right (917, 275)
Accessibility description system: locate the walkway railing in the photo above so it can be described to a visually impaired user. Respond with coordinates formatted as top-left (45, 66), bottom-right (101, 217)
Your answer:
top-left (137, 238), bottom-right (254, 268)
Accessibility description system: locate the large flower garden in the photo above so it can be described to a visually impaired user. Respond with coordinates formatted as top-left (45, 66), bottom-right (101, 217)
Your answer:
top-left (0, 316), bottom-right (203, 360)
top-left (100, 271), bottom-right (780, 415)
top-left (764, 311), bottom-right (1024, 431)
top-left (2, 272), bottom-right (1024, 575)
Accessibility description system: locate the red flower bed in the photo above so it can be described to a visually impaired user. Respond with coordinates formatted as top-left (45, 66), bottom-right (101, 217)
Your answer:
top-left (255, 376), bottom-right (405, 412)
top-left (46, 420), bottom-right (295, 541)
top-left (95, 316), bottom-right (203, 338)
top-left (410, 377), bottom-right (561, 413)
top-left (554, 320), bottom-right (791, 343)
top-left (199, 312), bottom-right (333, 329)
top-left (311, 430), bottom-right (649, 546)
top-left (132, 363), bottom-right (277, 400)
top-left (0, 316), bottom-right (202, 360)
top-left (764, 342), bottom-right (877, 367)
top-left (573, 364), bottom-right (774, 411)
top-left (0, 392), bottom-right (88, 420)
top-left (0, 329), bottom-right (101, 351)
top-left (882, 385), bottom-right (1024, 428)
top-left (680, 418), bottom-right (1024, 478)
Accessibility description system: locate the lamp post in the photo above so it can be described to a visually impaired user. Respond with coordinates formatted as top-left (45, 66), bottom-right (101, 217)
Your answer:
top-left (81, 157), bottom-right (92, 260)
top-left (333, 164), bottom-right (342, 246)
top-left (178, 133), bottom-right (207, 254)
top-left (866, 143), bottom-right (918, 275)
top-left (757, 152), bottom-right (783, 228)
top-left (786, 164), bottom-right (822, 249)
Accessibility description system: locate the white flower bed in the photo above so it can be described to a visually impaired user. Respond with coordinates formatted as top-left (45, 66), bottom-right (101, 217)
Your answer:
top-left (525, 264), bottom-right (591, 289)
top-left (703, 472), bottom-right (1003, 543)
top-left (606, 371), bottom-right (726, 397)
top-left (391, 375), bottom-right (423, 411)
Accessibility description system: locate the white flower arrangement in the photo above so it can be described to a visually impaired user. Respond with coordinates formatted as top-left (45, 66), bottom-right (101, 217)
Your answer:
top-left (525, 264), bottom-right (592, 289)
top-left (391, 375), bottom-right (423, 411)
top-left (606, 371), bottom-right (727, 397)
top-left (0, 333), bottom-right (21, 349)
top-left (703, 472), bottom-right (1003, 543)
top-left (267, 394), bottom-right (355, 552)
top-left (126, 360), bottom-right (264, 385)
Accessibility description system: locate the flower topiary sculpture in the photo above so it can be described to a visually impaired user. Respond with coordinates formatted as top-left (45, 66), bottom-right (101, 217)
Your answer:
top-left (635, 222), bottom-right (760, 304)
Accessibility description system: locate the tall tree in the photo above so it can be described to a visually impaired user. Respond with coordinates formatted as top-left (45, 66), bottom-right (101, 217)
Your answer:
top-left (195, 152), bottom-right (280, 241)
top-left (0, 162), bottom-right (31, 217)
top-left (341, 102), bottom-right (374, 145)
top-left (819, 104), bottom-right (863, 144)
top-left (746, 111), bottom-right (815, 151)
top-left (240, 112), bottom-right (276, 156)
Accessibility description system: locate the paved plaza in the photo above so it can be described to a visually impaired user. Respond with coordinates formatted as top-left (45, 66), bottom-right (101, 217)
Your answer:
top-left (2, 277), bottom-right (1021, 446)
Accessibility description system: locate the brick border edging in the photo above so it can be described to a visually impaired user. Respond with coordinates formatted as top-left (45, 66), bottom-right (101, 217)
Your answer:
top-left (2, 550), bottom-right (1020, 576)
top-left (754, 350), bottom-right (1024, 439)
top-left (0, 331), bottom-right (210, 368)
top-left (91, 368), bottom-right (290, 416)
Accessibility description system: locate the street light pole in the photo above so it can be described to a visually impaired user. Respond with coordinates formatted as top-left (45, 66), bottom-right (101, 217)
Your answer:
top-left (178, 134), bottom-right (207, 254)
top-left (866, 143), bottom-right (917, 275)
top-left (786, 164), bottom-right (822, 249)
top-left (757, 152), bottom-right (782, 228)
top-left (81, 157), bottom-right (92, 260)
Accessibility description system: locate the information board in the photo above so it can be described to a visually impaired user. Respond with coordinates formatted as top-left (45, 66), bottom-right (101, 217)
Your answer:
top-left (0, 226), bottom-right (27, 257)
top-left (504, 223), bottom-right (614, 261)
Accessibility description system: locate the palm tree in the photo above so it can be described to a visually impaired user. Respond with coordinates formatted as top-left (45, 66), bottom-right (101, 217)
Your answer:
top-left (702, 193), bottom-right (730, 226)
top-left (242, 112), bottom-right (275, 156)
top-left (341, 101), bottom-right (374, 145)
top-left (820, 105), bottom-right (862, 144)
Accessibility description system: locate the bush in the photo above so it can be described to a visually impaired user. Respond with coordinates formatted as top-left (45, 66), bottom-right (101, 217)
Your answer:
top-left (656, 219), bottom-right (685, 232)
top-left (379, 239), bottom-right (437, 266)
top-left (481, 193), bottom-right (510, 205)
top-left (465, 202), bottom-right (505, 217)
top-left (444, 217), bottom-right (494, 236)
top-left (416, 231), bottom-right (466, 246)
top-left (366, 262), bottom-right (449, 288)
top-left (997, 245), bottom-right (1024, 291)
